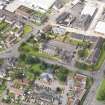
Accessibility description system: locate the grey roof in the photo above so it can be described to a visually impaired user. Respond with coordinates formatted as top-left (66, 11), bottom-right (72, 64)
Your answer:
top-left (71, 34), bottom-right (98, 42)
top-left (72, 15), bottom-right (92, 30)
top-left (94, 37), bottom-right (104, 49)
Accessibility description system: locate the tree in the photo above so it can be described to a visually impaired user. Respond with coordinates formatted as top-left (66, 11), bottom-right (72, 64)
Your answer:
top-left (19, 54), bottom-right (26, 61)
top-left (26, 56), bottom-right (40, 64)
top-left (56, 67), bottom-right (69, 82)
top-left (26, 71), bottom-right (34, 81)
top-left (78, 48), bottom-right (89, 58)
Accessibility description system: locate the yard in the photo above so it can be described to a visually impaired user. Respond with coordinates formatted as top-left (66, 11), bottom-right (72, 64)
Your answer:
top-left (23, 25), bottom-right (32, 35)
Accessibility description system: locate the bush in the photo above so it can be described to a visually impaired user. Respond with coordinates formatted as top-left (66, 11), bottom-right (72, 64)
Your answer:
top-left (78, 48), bottom-right (89, 58)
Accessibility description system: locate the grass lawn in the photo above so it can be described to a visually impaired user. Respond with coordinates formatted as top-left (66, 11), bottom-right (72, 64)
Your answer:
top-left (23, 25), bottom-right (32, 34)
top-left (96, 79), bottom-right (105, 101)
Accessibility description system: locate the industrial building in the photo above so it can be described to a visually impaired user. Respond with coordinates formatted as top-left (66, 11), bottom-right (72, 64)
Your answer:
top-left (5, 0), bottom-right (56, 13)
top-left (95, 21), bottom-right (105, 34)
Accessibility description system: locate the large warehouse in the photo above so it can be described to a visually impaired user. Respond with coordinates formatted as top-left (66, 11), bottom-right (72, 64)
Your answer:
top-left (95, 21), bottom-right (105, 34)
top-left (5, 0), bottom-right (56, 13)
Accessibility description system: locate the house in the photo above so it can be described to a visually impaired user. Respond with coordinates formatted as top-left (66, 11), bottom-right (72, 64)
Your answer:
top-left (71, 0), bottom-right (81, 5)
top-left (72, 15), bottom-right (92, 30)
top-left (54, 0), bottom-right (64, 9)
top-left (15, 6), bottom-right (34, 19)
top-left (0, 5), bottom-right (4, 10)
top-left (42, 25), bottom-right (52, 33)
top-left (67, 74), bottom-right (87, 105)
top-left (15, 28), bottom-right (23, 37)
top-left (5, 16), bottom-right (15, 25)
top-left (56, 12), bottom-right (71, 25)
top-left (87, 37), bottom-right (104, 64)
top-left (0, 14), bottom-right (5, 21)
top-left (42, 40), bottom-right (76, 64)
top-left (87, 48), bottom-right (100, 64)
top-left (52, 26), bottom-right (66, 35)
top-left (0, 67), bottom-right (6, 78)
top-left (40, 72), bottom-right (53, 83)
top-left (9, 87), bottom-right (23, 97)
top-left (14, 21), bottom-right (23, 29)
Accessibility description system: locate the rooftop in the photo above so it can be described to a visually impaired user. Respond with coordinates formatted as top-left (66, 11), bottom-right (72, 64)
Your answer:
top-left (95, 21), bottom-right (105, 34)
top-left (81, 3), bottom-right (97, 16)
top-left (6, 0), bottom-right (56, 13)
